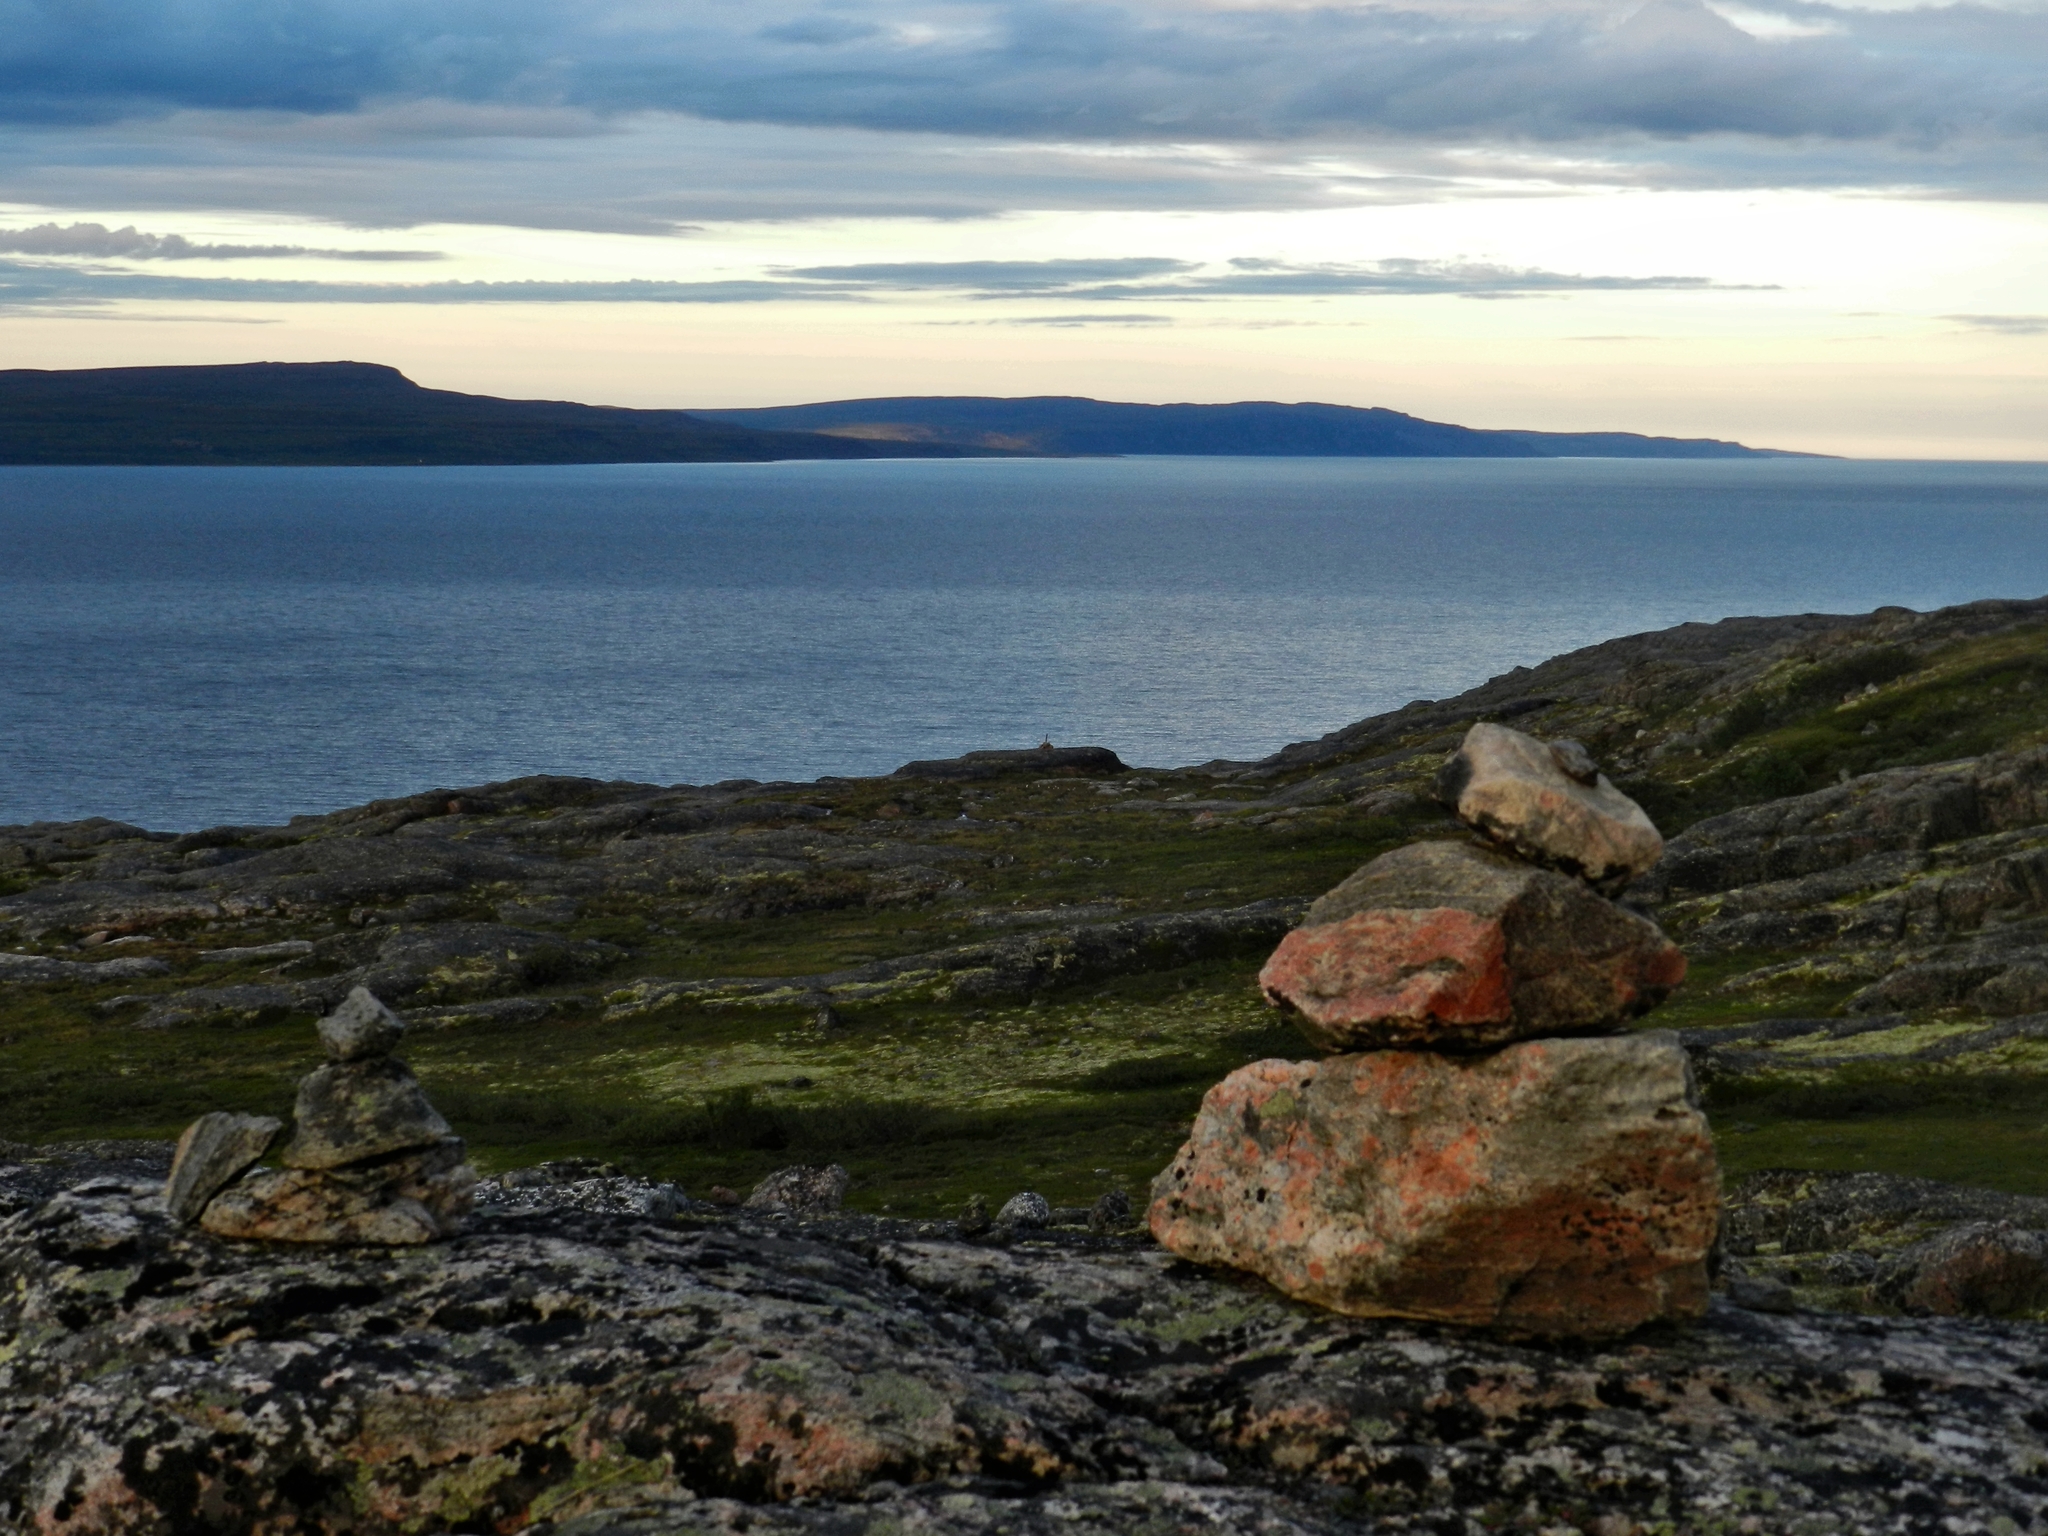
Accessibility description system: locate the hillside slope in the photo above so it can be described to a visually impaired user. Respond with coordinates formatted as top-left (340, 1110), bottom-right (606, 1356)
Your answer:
top-left (0, 362), bottom-right (1004, 466)
top-left (690, 394), bottom-right (1810, 458)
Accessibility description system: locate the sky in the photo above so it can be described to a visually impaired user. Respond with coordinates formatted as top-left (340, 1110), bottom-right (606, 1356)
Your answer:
top-left (0, 0), bottom-right (2044, 457)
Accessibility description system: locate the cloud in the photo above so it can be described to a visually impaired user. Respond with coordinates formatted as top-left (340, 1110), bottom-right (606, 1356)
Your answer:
top-left (0, 220), bottom-right (437, 260)
top-left (2, 0), bottom-right (2045, 162)
top-left (1947, 313), bottom-right (2048, 335)
top-left (0, 251), bottom-right (1760, 309)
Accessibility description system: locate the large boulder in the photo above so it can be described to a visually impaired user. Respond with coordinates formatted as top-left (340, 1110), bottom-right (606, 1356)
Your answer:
top-left (1435, 722), bottom-right (1662, 891)
top-left (1148, 1032), bottom-right (1719, 1338)
top-left (1258, 840), bottom-right (1684, 1052)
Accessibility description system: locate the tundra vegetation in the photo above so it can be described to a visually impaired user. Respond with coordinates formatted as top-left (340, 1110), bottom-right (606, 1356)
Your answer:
top-left (8, 596), bottom-right (2048, 1222)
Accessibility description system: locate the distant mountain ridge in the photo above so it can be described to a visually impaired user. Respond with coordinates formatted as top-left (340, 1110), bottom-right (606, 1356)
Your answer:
top-left (690, 395), bottom-right (1814, 459)
top-left (0, 361), bottom-right (1813, 464)
top-left (0, 362), bottom-right (992, 467)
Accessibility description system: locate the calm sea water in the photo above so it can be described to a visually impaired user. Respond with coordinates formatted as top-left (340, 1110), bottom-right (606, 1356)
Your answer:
top-left (5, 456), bottom-right (2048, 831)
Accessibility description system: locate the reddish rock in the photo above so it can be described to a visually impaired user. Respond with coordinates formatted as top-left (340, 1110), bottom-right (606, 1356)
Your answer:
top-left (1259, 840), bottom-right (1685, 1052)
top-left (1435, 722), bottom-right (1663, 891)
top-left (1870, 1221), bottom-right (2048, 1317)
top-left (1148, 1032), bottom-right (1719, 1339)
top-left (200, 1137), bottom-right (477, 1244)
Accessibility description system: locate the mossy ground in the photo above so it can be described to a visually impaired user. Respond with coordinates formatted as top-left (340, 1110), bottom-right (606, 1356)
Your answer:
top-left (14, 618), bottom-right (2048, 1208)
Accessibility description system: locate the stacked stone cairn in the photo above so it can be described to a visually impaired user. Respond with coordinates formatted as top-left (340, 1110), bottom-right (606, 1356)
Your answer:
top-left (1149, 722), bottom-right (1721, 1339)
top-left (163, 987), bottom-right (477, 1244)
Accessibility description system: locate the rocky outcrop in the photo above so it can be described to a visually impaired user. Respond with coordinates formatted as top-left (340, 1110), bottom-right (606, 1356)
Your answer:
top-left (1258, 840), bottom-right (1682, 1051)
top-left (1149, 1034), bottom-right (1718, 1336)
top-left (3, 1145), bottom-right (2046, 1535)
top-left (1433, 722), bottom-right (1663, 890)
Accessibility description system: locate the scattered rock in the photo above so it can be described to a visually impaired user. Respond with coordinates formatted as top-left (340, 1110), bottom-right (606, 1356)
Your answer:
top-left (745, 1163), bottom-right (851, 1215)
top-left (1088, 1188), bottom-right (1132, 1234)
top-left (708, 1185), bottom-right (743, 1208)
top-left (283, 1056), bottom-right (453, 1169)
top-left (1724, 1274), bottom-right (1798, 1313)
top-left (1149, 1032), bottom-right (1718, 1338)
top-left (1258, 840), bottom-right (1684, 1051)
top-left (197, 939), bottom-right (315, 962)
top-left (997, 1191), bottom-right (1051, 1230)
top-left (1870, 1221), bottom-right (2048, 1318)
top-left (199, 1136), bottom-right (476, 1244)
top-left (0, 950), bottom-right (169, 984)
top-left (162, 1112), bottom-right (282, 1224)
top-left (315, 984), bottom-right (407, 1061)
top-left (1433, 722), bottom-right (1663, 890)
top-left (957, 1192), bottom-right (991, 1235)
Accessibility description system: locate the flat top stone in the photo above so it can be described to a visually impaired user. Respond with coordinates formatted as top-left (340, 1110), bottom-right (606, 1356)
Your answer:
top-left (1305, 838), bottom-right (1541, 927)
top-left (316, 986), bottom-right (406, 1062)
top-left (1435, 721), bottom-right (1663, 890)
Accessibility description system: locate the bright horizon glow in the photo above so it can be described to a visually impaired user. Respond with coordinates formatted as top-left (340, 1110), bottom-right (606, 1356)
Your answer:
top-left (1, 0), bottom-right (2044, 460)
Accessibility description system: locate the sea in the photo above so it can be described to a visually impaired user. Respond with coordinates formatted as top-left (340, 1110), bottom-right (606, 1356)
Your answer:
top-left (6, 455), bottom-right (2048, 832)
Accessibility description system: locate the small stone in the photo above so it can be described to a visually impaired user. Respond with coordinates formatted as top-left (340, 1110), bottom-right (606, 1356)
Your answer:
top-left (997, 1191), bottom-right (1051, 1229)
top-left (199, 1136), bottom-right (476, 1244)
top-left (957, 1192), bottom-right (991, 1235)
top-left (1088, 1189), bottom-right (1133, 1234)
top-left (1149, 1032), bottom-right (1720, 1339)
top-left (744, 1163), bottom-right (850, 1215)
top-left (707, 1185), bottom-right (743, 1207)
top-left (316, 986), bottom-right (406, 1062)
top-left (1869, 1221), bottom-right (2048, 1317)
top-left (1259, 840), bottom-right (1685, 1052)
top-left (163, 1112), bottom-right (283, 1224)
top-left (283, 1056), bottom-right (451, 1170)
top-left (1434, 722), bottom-right (1663, 891)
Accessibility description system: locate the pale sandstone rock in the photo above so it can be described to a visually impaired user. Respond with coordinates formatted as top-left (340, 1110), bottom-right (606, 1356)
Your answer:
top-left (1149, 1032), bottom-right (1719, 1338)
top-left (316, 985), bottom-right (406, 1062)
top-left (163, 1112), bottom-right (282, 1223)
top-left (1259, 840), bottom-right (1684, 1052)
top-left (283, 1056), bottom-right (451, 1169)
top-left (1435, 722), bottom-right (1663, 891)
top-left (199, 1136), bottom-right (476, 1244)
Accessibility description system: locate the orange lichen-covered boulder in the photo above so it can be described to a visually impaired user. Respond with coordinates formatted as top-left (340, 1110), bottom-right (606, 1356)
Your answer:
top-left (1148, 1032), bottom-right (1719, 1339)
top-left (1259, 840), bottom-right (1685, 1052)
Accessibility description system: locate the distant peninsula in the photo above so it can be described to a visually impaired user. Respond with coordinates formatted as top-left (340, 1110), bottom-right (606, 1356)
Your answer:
top-left (0, 360), bottom-right (1816, 466)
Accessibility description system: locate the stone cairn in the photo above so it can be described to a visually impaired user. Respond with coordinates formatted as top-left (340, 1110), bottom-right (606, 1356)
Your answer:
top-left (1149, 722), bottom-right (1721, 1339)
top-left (164, 987), bottom-right (477, 1244)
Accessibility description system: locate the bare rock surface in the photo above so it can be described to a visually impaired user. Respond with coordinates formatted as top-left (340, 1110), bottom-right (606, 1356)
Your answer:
top-left (5, 1146), bottom-right (2048, 1534)
top-left (1260, 842), bottom-right (1683, 1051)
top-left (162, 1112), bottom-right (281, 1223)
top-left (1434, 723), bottom-right (1663, 890)
top-left (1149, 1033), bottom-right (1718, 1338)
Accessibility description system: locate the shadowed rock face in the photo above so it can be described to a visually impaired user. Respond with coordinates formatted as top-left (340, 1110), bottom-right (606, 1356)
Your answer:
top-left (4, 1148), bottom-right (2046, 1535)
top-left (1147, 1033), bottom-right (1719, 1337)
top-left (1260, 841), bottom-right (1684, 1051)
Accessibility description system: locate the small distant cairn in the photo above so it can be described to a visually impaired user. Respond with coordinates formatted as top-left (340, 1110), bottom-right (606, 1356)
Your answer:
top-left (1150, 722), bottom-right (1720, 1339)
top-left (164, 988), bottom-right (477, 1244)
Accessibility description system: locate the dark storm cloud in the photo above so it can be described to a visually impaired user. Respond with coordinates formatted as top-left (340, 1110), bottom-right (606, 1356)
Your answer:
top-left (1, 0), bottom-right (2043, 153)
top-left (0, 221), bottom-right (436, 259)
